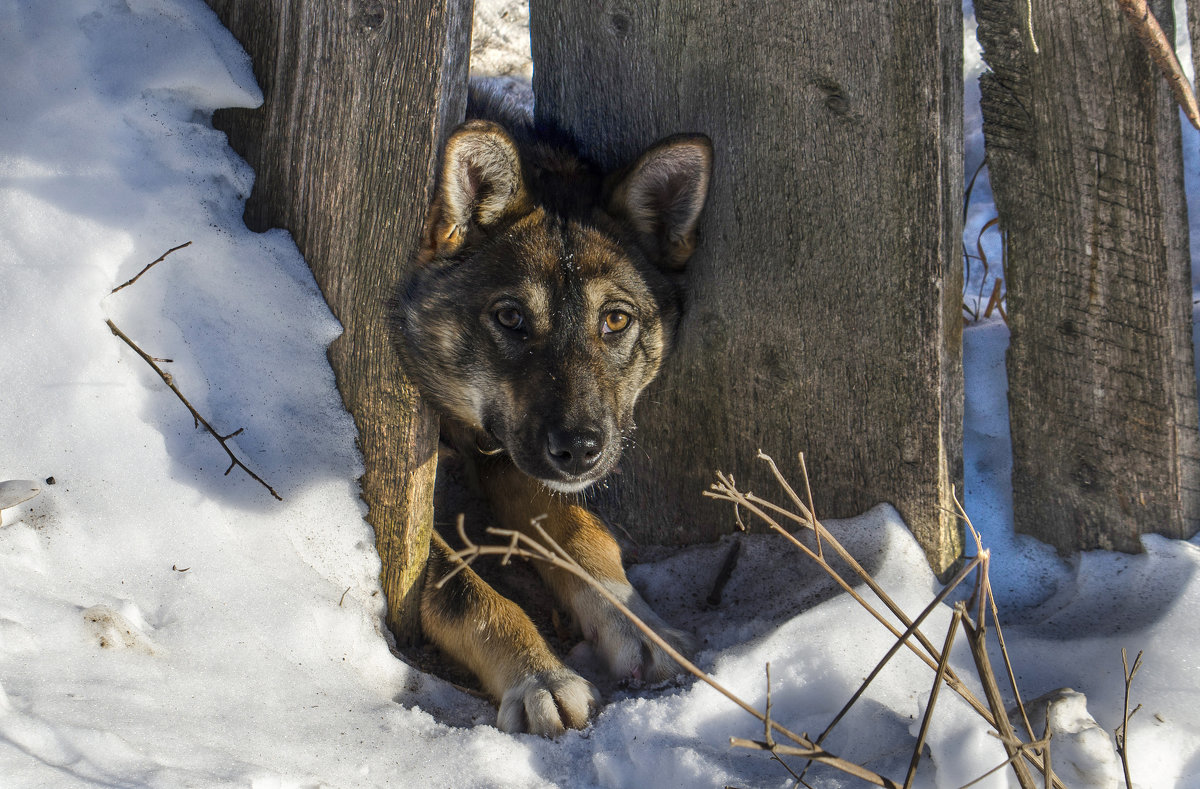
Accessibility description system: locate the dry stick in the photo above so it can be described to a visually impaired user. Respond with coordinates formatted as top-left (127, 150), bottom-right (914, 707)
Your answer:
top-left (957, 735), bottom-right (1052, 789)
top-left (952, 493), bottom-right (1036, 743)
top-left (438, 519), bottom-right (902, 789)
top-left (796, 452), bottom-right (822, 560)
top-left (710, 458), bottom-right (1063, 788)
top-left (1116, 648), bottom-right (1144, 789)
top-left (962, 600), bottom-right (1038, 789)
top-left (975, 216), bottom-right (1000, 316)
top-left (904, 607), bottom-right (963, 789)
top-left (710, 484), bottom-right (1048, 785)
top-left (961, 158), bottom-right (989, 322)
top-left (1023, 0), bottom-right (1039, 52)
top-left (811, 555), bottom-right (983, 750)
top-left (987, 574), bottom-right (1036, 735)
top-left (794, 555), bottom-right (980, 786)
top-left (110, 241), bottom-right (193, 294)
top-left (983, 277), bottom-right (1006, 321)
top-left (764, 663), bottom-right (774, 746)
top-left (756, 451), bottom-right (969, 671)
top-left (706, 479), bottom-right (977, 700)
top-left (105, 318), bottom-right (282, 501)
top-left (1041, 712), bottom-right (1054, 789)
top-left (1115, 0), bottom-right (1200, 129)
top-left (761, 664), bottom-right (804, 783)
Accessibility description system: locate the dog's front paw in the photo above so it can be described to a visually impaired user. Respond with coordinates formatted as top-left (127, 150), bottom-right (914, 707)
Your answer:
top-left (585, 583), bottom-right (696, 683)
top-left (496, 667), bottom-right (601, 737)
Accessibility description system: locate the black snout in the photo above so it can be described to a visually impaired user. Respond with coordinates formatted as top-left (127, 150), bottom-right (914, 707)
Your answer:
top-left (545, 428), bottom-right (604, 476)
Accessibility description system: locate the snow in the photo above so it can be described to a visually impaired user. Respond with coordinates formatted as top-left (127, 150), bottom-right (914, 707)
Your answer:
top-left (1, 0), bottom-right (1198, 786)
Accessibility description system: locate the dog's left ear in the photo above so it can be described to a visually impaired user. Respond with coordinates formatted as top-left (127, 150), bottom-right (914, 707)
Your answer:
top-left (428, 120), bottom-right (528, 256)
top-left (607, 134), bottom-right (713, 271)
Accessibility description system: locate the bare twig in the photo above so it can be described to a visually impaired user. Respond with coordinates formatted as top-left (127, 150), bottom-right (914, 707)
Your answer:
top-left (962, 158), bottom-right (988, 322)
top-left (709, 456), bottom-right (1064, 788)
top-left (983, 277), bottom-right (1006, 322)
top-left (905, 607), bottom-right (962, 788)
top-left (1025, 0), bottom-right (1039, 53)
top-left (990, 588), bottom-right (1033, 739)
top-left (1115, 0), bottom-right (1200, 129)
top-left (707, 472), bottom-right (986, 711)
top-left (728, 739), bottom-right (901, 789)
top-left (105, 318), bottom-right (282, 500)
top-left (1115, 648), bottom-right (1144, 788)
top-left (976, 216), bottom-right (1000, 316)
top-left (438, 519), bottom-right (901, 789)
top-left (962, 600), bottom-right (1038, 789)
top-left (1041, 711), bottom-right (1054, 789)
top-left (760, 663), bottom-right (805, 782)
top-left (951, 493), bottom-right (1035, 744)
top-left (796, 452), bottom-right (821, 560)
top-left (957, 734), bottom-right (1052, 789)
top-left (110, 241), bottom-right (192, 294)
top-left (811, 555), bottom-right (983, 750)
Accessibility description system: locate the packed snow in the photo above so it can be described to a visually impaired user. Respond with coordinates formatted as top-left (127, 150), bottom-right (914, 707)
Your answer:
top-left (1, 1), bottom-right (1198, 787)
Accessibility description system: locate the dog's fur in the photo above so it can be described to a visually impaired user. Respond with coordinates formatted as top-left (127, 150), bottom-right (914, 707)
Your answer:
top-left (393, 83), bottom-right (712, 736)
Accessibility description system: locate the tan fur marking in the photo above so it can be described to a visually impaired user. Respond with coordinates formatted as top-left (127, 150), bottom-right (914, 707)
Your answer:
top-left (421, 532), bottom-right (600, 735)
top-left (478, 460), bottom-right (693, 682)
top-left (481, 460), bottom-right (627, 591)
top-left (422, 533), bottom-right (562, 698)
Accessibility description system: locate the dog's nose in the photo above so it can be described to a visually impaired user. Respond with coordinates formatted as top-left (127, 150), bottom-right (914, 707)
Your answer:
top-left (545, 428), bottom-right (603, 476)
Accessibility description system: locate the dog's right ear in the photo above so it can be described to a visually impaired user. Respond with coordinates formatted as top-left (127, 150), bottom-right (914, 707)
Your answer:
top-left (606, 134), bottom-right (712, 272)
top-left (429, 120), bottom-right (528, 256)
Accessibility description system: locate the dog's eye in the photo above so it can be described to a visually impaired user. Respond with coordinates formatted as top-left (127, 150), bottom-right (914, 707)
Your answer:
top-left (602, 311), bottom-right (631, 334)
top-left (495, 307), bottom-right (525, 331)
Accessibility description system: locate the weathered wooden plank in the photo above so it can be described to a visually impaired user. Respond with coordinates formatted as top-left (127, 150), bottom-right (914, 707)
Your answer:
top-left (531, 1), bottom-right (965, 575)
top-left (977, 0), bottom-right (1200, 552)
top-left (205, 0), bottom-right (472, 642)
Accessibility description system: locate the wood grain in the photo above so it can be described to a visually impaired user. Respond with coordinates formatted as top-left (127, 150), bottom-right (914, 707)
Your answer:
top-left (205, 0), bottom-right (471, 642)
top-left (977, 0), bottom-right (1200, 552)
top-left (531, 0), bottom-right (965, 575)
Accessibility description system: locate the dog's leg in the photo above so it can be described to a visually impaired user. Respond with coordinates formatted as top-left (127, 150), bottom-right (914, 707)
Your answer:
top-left (479, 461), bottom-right (695, 682)
top-left (422, 531), bottom-right (600, 735)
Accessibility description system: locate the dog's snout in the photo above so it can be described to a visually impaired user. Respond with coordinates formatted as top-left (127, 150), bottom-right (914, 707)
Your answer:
top-left (545, 428), bottom-right (603, 476)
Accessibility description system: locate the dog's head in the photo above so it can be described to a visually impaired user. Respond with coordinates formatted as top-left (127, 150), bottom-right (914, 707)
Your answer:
top-left (396, 120), bottom-right (711, 492)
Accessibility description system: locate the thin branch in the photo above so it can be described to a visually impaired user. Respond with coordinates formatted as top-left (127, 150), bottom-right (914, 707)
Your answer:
top-left (797, 452), bottom-right (822, 560)
top-left (989, 585), bottom-right (1034, 741)
top-left (1041, 708), bottom-right (1054, 789)
top-left (709, 458), bottom-right (1064, 788)
top-left (110, 241), bottom-right (192, 294)
top-left (1115, 0), bottom-right (1200, 129)
top-left (951, 493), bottom-right (1036, 745)
top-left (1025, 0), bottom-right (1039, 53)
top-left (956, 735), bottom-right (1052, 789)
top-left (728, 739), bottom-right (901, 789)
top-left (811, 554), bottom-right (982, 750)
top-left (905, 607), bottom-right (963, 789)
top-left (962, 604), bottom-right (1038, 789)
top-left (759, 661), bottom-right (802, 787)
top-left (1115, 648), bottom-right (1144, 788)
top-left (105, 318), bottom-right (282, 500)
top-left (707, 475), bottom-right (988, 713)
top-left (983, 277), bottom-right (1006, 322)
top-left (439, 521), bottom-right (901, 789)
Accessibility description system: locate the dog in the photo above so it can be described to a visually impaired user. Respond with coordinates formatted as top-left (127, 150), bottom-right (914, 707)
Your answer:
top-left (393, 83), bottom-right (712, 737)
